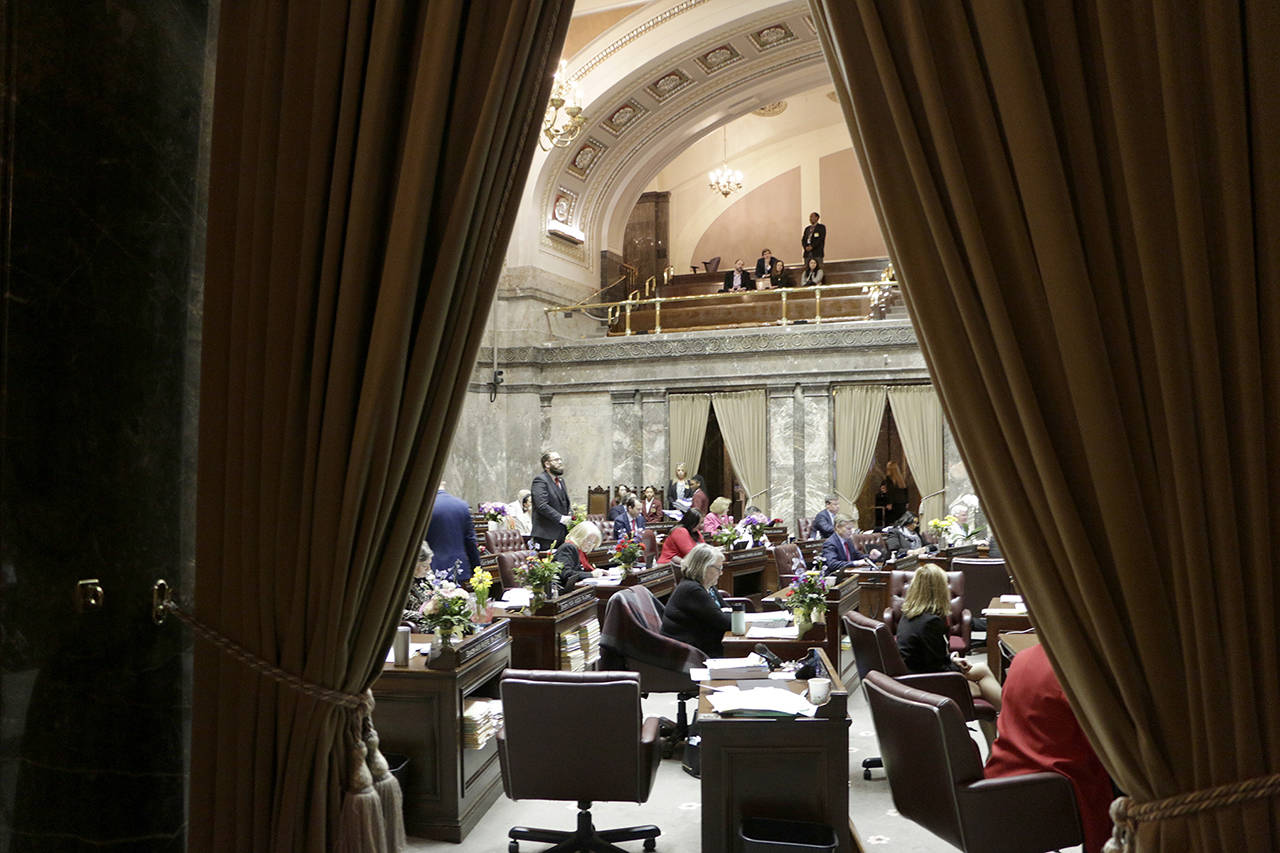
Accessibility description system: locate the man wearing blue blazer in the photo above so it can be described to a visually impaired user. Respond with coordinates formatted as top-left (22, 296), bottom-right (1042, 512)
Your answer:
top-left (821, 515), bottom-right (868, 573)
top-left (425, 486), bottom-right (482, 583)
top-left (612, 497), bottom-right (646, 541)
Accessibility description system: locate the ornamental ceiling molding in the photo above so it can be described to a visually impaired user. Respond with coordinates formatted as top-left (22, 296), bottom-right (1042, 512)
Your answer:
top-left (497, 321), bottom-right (917, 365)
top-left (536, 2), bottom-right (818, 270)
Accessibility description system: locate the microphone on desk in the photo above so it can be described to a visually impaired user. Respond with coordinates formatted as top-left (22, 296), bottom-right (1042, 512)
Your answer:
top-left (753, 643), bottom-right (784, 671)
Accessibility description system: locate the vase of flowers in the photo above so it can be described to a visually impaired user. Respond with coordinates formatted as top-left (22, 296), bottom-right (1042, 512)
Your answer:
top-left (613, 536), bottom-right (643, 577)
top-left (739, 513), bottom-right (770, 546)
top-left (419, 582), bottom-right (475, 650)
top-left (710, 529), bottom-right (738, 550)
top-left (781, 570), bottom-right (828, 637)
top-left (565, 504), bottom-right (588, 532)
top-left (479, 501), bottom-right (507, 525)
top-left (469, 568), bottom-right (495, 624)
top-left (518, 552), bottom-right (561, 612)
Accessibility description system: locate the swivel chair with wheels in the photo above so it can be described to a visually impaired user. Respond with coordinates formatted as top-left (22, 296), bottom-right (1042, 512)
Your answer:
top-left (498, 669), bottom-right (662, 852)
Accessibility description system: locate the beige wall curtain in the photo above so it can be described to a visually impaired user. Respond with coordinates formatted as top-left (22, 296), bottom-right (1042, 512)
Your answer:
top-left (711, 390), bottom-right (768, 514)
top-left (668, 393), bottom-right (710, 482)
top-left (813, 1), bottom-right (1280, 849)
top-left (190, 3), bottom-right (570, 851)
top-left (833, 385), bottom-right (886, 520)
top-left (887, 387), bottom-right (944, 523)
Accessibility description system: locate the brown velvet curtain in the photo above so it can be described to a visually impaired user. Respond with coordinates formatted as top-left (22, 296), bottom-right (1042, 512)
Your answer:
top-left (812, 1), bottom-right (1280, 849)
top-left (190, 2), bottom-right (570, 850)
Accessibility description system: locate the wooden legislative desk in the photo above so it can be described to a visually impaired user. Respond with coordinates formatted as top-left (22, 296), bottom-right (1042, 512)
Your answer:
top-left (720, 546), bottom-right (778, 597)
top-left (984, 597), bottom-right (1033, 680)
top-left (582, 564), bottom-right (675, 624)
top-left (698, 648), bottom-right (859, 853)
top-left (497, 586), bottom-right (599, 671)
top-left (371, 621), bottom-right (511, 842)
top-left (726, 575), bottom-right (860, 681)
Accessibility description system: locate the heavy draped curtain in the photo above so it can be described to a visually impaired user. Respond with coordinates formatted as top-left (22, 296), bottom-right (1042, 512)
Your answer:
top-left (191, 2), bottom-right (570, 851)
top-left (668, 393), bottom-right (710, 483)
top-left (812, 0), bottom-right (1280, 849)
top-left (886, 386), bottom-right (945, 524)
top-left (833, 385), bottom-right (886, 520)
top-left (711, 390), bottom-right (768, 514)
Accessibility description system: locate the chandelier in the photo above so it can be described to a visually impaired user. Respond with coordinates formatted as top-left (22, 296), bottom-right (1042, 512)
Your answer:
top-left (540, 60), bottom-right (586, 150)
top-left (708, 127), bottom-right (743, 197)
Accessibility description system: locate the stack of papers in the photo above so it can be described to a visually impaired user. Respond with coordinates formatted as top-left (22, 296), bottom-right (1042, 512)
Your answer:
top-left (746, 625), bottom-right (800, 639)
top-left (704, 653), bottom-right (770, 680)
top-left (579, 619), bottom-right (601, 665)
top-left (498, 588), bottom-right (533, 608)
top-left (461, 698), bottom-right (503, 749)
top-left (705, 686), bottom-right (818, 717)
top-left (559, 629), bottom-right (586, 671)
top-left (741, 611), bottom-right (790, 629)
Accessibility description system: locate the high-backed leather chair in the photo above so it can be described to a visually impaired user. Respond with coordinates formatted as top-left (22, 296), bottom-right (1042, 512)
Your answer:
top-left (844, 610), bottom-right (996, 778)
top-left (495, 549), bottom-right (536, 594)
top-left (863, 672), bottom-right (1082, 853)
top-left (485, 528), bottom-right (527, 555)
top-left (641, 528), bottom-right (658, 568)
top-left (772, 542), bottom-right (804, 582)
top-left (600, 586), bottom-right (705, 755)
top-left (498, 670), bottom-right (661, 852)
top-left (796, 517), bottom-right (813, 540)
top-left (952, 558), bottom-right (1012, 641)
top-left (701, 255), bottom-right (721, 273)
top-left (883, 569), bottom-right (972, 653)
top-left (853, 531), bottom-right (886, 559)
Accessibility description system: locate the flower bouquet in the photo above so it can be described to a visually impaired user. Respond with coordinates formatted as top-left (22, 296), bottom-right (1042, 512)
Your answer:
top-left (738, 513), bottom-right (770, 546)
top-left (780, 569), bottom-right (828, 636)
top-left (612, 536), bottom-right (644, 576)
top-left (518, 551), bottom-right (561, 611)
top-left (479, 501), bottom-right (508, 523)
top-left (469, 568), bottom-right (495, 623)
top-left (418, 582), bottom-right (475, 649)
top-left (709, 528), bottom-right (739, 549)
top-left (565, 504), bottom-right (588, 532)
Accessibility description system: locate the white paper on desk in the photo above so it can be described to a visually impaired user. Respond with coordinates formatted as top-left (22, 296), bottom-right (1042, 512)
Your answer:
top-left (982, 604), bottom-right (1027, 616)
top-left (741, 612), bottom-right (790, 628)
top-left (707, 686), bottom-right (817, 717)
top-left (1000, 595), bottom-right (1024, 604)
top-left (385, 643), bottom-right (431, 663)
top-left (499, 588), bottom-right (532, 607)
top-left (746, 625), bottom-right (799, 639)
top-left (578, 576), bottom-right (620, 587)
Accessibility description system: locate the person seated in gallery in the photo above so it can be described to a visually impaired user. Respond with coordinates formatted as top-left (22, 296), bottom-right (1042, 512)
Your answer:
top-left (800, 258), bottom-right (824, 287)
top-left (771, 258), bottom-right (796, 288)
top-left (895, 564), bottom-right (1002, 710)
top-left (639, 485), bottom-right (665, 524)
top-left (668, 462), bottom-right (694, 510)
top-left (753, 247), bottom-right (777, 281)
top-left (612, 497), bottom-right (646, 541)
top-left (985, 643), bottom-right (1114, 853)
top-left (660, 543), bottom-right (731, 657)
top-left (884, 511), bottom-right (928, 557)
top-left (689, 475), bottom-right (710, 514)
top-left (720, 258), bottom-right (755, 292)
top-left (658, 508), bottom-right (705, 564)
top-left (552, 520), bottom-right (602, 592)
top-left (820, 515), bottom-right (869, 573)
top-left (702, 496), bottom-right (733, 535)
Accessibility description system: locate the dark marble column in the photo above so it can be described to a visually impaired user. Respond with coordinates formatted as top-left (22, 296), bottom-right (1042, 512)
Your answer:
top-left (0, 1), bottom-right (212, 850)
top-left (623, 190), bottom-right (670, 287)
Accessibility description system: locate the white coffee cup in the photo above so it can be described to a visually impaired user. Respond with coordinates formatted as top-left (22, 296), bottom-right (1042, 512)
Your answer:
top-left (807, 677), bottom-right (832, 705)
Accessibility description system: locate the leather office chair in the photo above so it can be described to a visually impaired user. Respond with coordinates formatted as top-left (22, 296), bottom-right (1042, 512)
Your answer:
top-left (772, 542), bottom-right (804, 583)
top-left (600, 586), bottom-right (705, 757)
top-left (853, 531), bottom-right (886, 559)
top-left (796, 518), bottom-right (813, 540)
top-left (952, 557), bottom-right (1012, 646)
top-left (883, 569), bottom-right (972, 653)
top-left (498, 669), bottom-right (662, 852)
top-left (486, 528), bottom-right (528, 555)
top-left (844, 610), bottom-right (997, 778)
top-left (495, 550), bottom-right (536, 595)
top-left (701, 255), bottom-right (720, 273)
top-left (640, 528), bottom-right (658, 567)
top-left (863, 671), bottom-right (1082, 853)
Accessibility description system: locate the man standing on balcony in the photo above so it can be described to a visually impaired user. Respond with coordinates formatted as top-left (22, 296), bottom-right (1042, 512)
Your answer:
top-left (802, 211), bottom-right (826, 263)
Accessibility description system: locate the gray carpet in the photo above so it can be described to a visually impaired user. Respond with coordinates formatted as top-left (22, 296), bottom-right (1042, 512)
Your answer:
top-left (407, 669), bottom-right (1085, 852)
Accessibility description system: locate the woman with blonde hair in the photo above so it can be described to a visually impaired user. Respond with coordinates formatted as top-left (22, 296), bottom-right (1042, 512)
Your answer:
top-left (896, 564), bottom-right (1001, 709)
top-left (660, 543), bottom-right (731, 656)
top-left (552, 521), bottom-right (602, 592)
top-left (668, 463), bottom-right (693, 509)
top-left (881, 460), bottom-right (909, 523)
top-left (703, 496), bottom-right (733, 534)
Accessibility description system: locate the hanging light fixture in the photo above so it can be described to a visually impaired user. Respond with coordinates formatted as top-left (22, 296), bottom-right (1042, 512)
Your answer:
top-left (539, 60), bottom-right (586, 150)
top-left (708, 126), bottom-right (743, 197)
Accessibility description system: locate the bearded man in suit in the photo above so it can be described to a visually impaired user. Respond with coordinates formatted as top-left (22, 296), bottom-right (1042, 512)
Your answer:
top-left (531, 450), bottom-right (571, 550)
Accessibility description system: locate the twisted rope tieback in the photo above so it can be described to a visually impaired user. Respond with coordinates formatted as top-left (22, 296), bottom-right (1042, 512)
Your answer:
top-left (1104, 773), bottom-right (1280, 852)
top-left (163, 600), bottom-right (367, 711)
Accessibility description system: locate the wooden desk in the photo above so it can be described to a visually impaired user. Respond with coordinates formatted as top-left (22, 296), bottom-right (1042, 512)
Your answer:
top-left (984, 597), bottom-right (1032, 679)
top-left (720, 546), bottom-right (777, 597)
top-left (371, 622), bottom-right (511, 842)
top-left (498, 587), bottom-right (599, 671)
top-left (583, 564), bottom-right (675, 624)
top-left (735, 575), bottom-right (860, 681)
top-left (996, 630), bottom-right (1040, 682)
top-left (698, 648), bottom-right (859, 853)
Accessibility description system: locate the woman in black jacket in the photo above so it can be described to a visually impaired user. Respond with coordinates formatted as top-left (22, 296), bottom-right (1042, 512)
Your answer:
top-left (660, 543), bottom-right (731, 657)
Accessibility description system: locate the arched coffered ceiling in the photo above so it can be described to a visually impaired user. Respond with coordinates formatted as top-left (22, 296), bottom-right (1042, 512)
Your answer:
top-left (532, 0), bottom-right (829, 270)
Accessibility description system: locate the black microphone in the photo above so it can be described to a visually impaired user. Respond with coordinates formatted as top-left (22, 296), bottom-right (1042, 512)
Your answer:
top-left (753, 643), bottom-right (784, 671)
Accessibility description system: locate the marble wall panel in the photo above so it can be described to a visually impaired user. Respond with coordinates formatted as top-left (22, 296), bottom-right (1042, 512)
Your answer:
top-left (640, 394), bottom-right (667, 490)
top-left (503, 392), bottom-right (543, 497)
top-left (768, 388), bottom-right (795, 525)
top-left (802, 390), bottom-right (833, 523)
top-left (548, 392), bottom-right (613, 505)
top-left (611, 392), bottom-right (642, 488)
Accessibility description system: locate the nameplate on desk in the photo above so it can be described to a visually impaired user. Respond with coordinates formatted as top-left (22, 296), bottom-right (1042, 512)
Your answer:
top-left (630, 566), bottom-right (668, 586)
top-left (551, 589), bottom-right (595, 614)
top-left (724, 547), bottom-right (765, 564)
top-left (457, 622), bottom-right (509, 664)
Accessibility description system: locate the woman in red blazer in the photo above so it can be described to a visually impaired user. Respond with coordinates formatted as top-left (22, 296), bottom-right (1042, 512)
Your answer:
top-left (659, 508), bottom-right (704, 564)
top-left (640, 485), bottom-right (665, 524)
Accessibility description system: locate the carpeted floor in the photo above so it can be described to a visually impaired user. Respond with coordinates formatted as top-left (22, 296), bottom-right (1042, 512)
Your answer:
top-left (406, 664), bottom-right (1085, 853)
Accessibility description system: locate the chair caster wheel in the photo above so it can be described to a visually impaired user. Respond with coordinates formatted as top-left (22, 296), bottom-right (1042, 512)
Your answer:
top-left (661, 742), bottom-right (675, 759)
top-left (864, 769), bottom-right (872, 780)
top-left (508, 842), bottom-right (518, 853)
top-left (644, 839), bottom-right (656, 851)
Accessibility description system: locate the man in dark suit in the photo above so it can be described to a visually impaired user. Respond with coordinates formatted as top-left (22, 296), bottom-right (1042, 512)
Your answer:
top-left (721, 258), bottom-right (755, 292)
top-left (425, 486), bottom-right (482, 583)
top-left (811, 496), bottom-right (839, 539)
top-left (607, 485), bottom-right (631, 522)
top-left (612, 497), bottom-right (646, 540)
top-left (821, 515), bottom-right (868, 572)
top-left (802, 211), bottom-right (826, 263)
top-left (531, 450), bottom-right (571, 550)
top-left (753, 248), bottom-right (776, 280)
